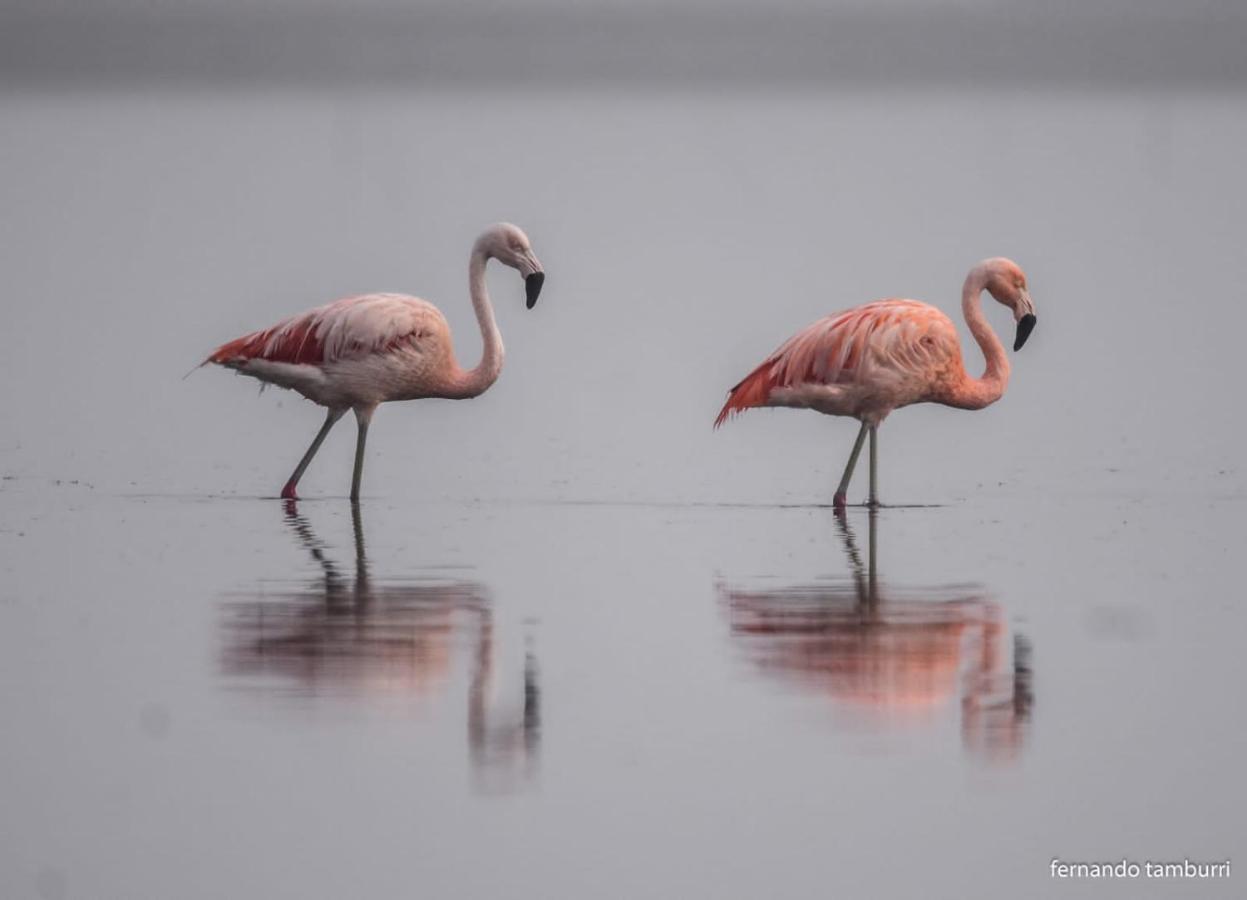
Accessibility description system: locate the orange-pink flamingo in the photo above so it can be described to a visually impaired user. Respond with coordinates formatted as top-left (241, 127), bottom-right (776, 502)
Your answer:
top-left (715, 258), bottom-right (1037, 508)
top-left (206, 223), bottom-right (545, 500)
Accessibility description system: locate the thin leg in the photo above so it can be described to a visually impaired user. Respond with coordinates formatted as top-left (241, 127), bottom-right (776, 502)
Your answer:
top-left (868, 425), bottom-right (879, 508)
top-left (349, 406), bottom-right (375, 502)
top-left (281, 407), bottom-right (345, 500)
top-left (833, 422), bottom-right (869, 511)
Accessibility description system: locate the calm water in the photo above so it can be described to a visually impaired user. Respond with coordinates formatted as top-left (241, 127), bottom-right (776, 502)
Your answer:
top-left (1, 87), bottom-right (1244, 898)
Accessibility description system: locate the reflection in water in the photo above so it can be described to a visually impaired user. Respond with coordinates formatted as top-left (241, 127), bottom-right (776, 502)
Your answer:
top-left (719, 510), bottom-right (1033, 760)
top-left (221, 501), bottom-right (539, 785)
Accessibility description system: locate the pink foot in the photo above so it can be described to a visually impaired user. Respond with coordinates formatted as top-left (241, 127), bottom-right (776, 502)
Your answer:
top-left (280, 483), bottom-right (298, 500)
top-left (833, 491), bottom-right (847, 512)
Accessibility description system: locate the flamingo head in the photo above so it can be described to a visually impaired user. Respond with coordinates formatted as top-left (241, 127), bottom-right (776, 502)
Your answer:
top-left (478, 223), bottom-right (545, 308)
top-left (980, 257), bottom-right (1037, 351)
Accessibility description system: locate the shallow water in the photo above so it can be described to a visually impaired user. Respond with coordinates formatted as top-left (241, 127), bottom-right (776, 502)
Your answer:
top-left (2, 486), bottom-right (1242, 898)
top-left (2, 87), bottom-right (1245, 898)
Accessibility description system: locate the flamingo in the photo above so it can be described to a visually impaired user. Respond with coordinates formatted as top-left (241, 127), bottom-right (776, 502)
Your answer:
top-left (714, 258), bottom-right (1037, 508)
top-left (205, 223), bottom-right (545, 500)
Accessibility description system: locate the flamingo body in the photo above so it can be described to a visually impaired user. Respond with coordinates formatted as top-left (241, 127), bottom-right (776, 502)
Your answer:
top-left (209, 293), bottom-right (468, 407)
top-left (205, 222), bottom-right (545, 500)
top-left (714, 299), bottom-right (966, 428)
top-left (715, 258), bottom-right (1037, 507)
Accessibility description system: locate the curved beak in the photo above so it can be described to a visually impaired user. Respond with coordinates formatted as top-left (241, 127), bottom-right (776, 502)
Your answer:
top-left (520, 251), bottom-right (544, 309)
top-left (1014, 314), bottom-right (1036, 351)
top-left (525, 272), bottom-right (544, 309)
top-left (1013, 289), bottom-right (1036, 351)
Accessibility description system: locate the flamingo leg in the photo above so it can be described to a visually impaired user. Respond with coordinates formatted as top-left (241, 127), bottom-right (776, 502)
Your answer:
top-left (281, 407), bottom-right (346, 500)
top-left (833, 422), bottom-right (869, 511)
top-left (868, 425), bottom-right (879, 508)
top-left (349, 407), bottom-right (374, 502)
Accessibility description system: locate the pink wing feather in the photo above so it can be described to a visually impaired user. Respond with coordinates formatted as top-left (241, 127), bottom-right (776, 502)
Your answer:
top-left (715, 300), bottom-right (958, 426)
top-left (208, 293), bottom-right (438, 367)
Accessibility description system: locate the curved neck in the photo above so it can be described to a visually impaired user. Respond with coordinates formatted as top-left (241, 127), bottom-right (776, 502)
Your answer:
top-left (949, 268), bottom-right (1010, 410)
top-left (449, 245), bottom-right (505, 398)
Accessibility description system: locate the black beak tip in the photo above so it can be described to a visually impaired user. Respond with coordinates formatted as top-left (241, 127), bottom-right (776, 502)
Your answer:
top-left (525, 272), bottom-right (544, 309)
top-left (1014, 313), bottom-right (1037, 351)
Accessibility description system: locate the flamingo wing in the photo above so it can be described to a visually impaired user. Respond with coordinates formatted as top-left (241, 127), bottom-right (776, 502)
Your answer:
top-left (208, 293), bottom-right (446, 368)
top-left (715, 300), bottom-right (959, 426)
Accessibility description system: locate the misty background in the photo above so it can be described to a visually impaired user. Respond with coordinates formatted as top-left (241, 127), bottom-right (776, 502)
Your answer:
top-left (2, 0), bottom-right (1244, 504)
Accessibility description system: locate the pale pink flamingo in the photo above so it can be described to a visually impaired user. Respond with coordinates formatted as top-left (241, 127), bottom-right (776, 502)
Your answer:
top-left (715, 258), bottom-right (1037, 508)
top-left (205, 223), bottom-right (545, 500)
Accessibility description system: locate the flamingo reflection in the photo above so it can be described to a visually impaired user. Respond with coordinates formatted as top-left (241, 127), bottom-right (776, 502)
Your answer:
top-left (719, 510), bottom-right (1032, 759)
top-left (221, 501), bottom-right (539, 783)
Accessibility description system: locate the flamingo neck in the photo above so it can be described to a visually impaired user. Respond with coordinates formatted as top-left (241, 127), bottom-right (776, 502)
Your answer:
top-left (449, 245), bottom-right (505, 399)
top-left (950, 267), bottom-right (1010, 410)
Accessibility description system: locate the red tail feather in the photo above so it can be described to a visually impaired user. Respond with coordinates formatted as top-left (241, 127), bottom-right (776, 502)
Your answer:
top-left (714, 361), bottom-right (777, 428)
top-left (207, 317), bottom-right (326, 366)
